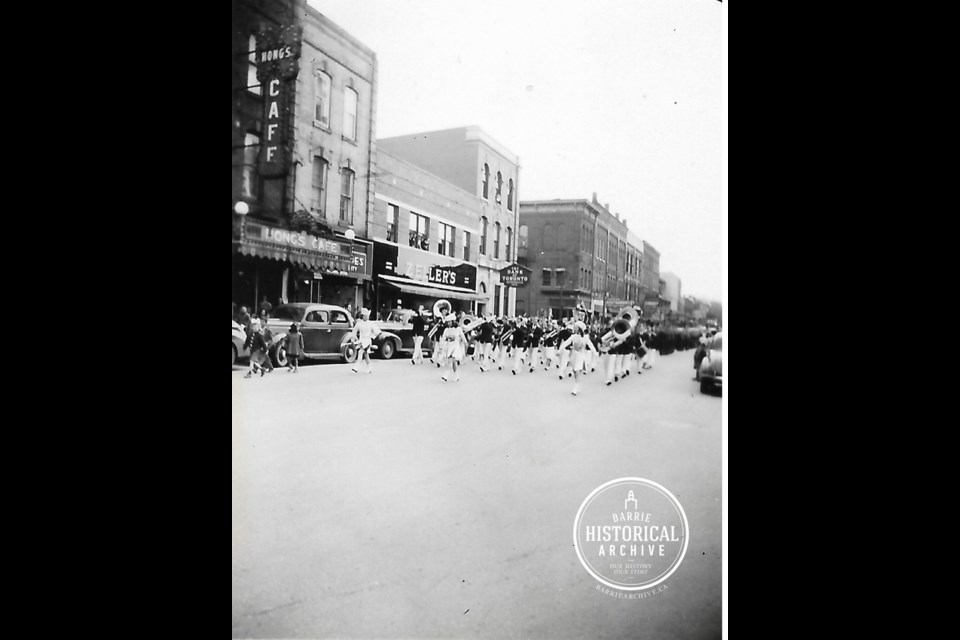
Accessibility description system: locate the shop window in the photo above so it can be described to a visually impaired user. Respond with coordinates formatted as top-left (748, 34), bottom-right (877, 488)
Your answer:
top-left (311, 157), bottom-right (327, 215)
top-left (315, 71), bottom-right (331, 127)
top-left (343, 87), bottom-right (358, 140)
top-left (339, 168), bottom-right (354, 224)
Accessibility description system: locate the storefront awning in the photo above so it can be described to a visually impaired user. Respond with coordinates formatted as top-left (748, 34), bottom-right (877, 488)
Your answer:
top-left (379, 274), bottom-right (485, 301)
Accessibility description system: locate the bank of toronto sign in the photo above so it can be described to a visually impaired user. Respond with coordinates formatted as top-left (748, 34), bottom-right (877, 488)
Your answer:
top-left (573, 477), bottom-right (689, 591)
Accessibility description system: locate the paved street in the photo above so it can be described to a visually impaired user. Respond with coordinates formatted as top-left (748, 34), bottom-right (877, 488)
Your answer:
top-left (232, 348), bottom-right (722, 639)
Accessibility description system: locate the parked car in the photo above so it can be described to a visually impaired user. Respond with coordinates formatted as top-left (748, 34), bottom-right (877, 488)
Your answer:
top-left (263, 303), bottom-right (360, 367)
top-left (698, 332), bottom-right (723, 394)
top-left (232, 321), bottom-right (250, 366)
top-left (371, 309), bottom-right (434, 359)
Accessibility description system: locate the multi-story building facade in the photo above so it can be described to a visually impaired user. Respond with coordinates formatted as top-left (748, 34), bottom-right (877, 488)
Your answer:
top-left (661, 272), bottom-right (682, 318)
top-left (640, 240), bottom-right (662, 318)
top-left (376, 126), bottom-right (520, 316)
top-left (232, 0), bottom-right (377, 313)
top-left (518, 194), bottom-right (645, 319)
top-left (369, 150), bottom-right (487, 316)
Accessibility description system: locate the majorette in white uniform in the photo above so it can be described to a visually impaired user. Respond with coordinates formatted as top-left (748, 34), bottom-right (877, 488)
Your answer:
top-left (559, 321), bottom-right (598, 396)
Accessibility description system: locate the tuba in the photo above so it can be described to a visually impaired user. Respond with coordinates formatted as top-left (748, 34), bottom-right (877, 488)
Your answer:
top-left (459, 315), bottom-right (486, 332)
top-left (433, 299), bottom-right (452, 318)
top-left (618, 306), bottom-right (640, 332)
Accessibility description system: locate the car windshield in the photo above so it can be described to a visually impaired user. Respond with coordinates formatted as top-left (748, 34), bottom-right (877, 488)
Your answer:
top-left (271, 306), bottom-right (304, 323)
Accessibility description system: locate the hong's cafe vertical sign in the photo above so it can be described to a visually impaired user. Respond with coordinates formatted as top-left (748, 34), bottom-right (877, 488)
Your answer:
top-left (256, 24), bottom-right (302, 178)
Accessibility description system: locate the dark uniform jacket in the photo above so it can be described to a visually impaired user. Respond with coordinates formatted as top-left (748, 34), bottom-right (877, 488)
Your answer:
top-left (411, 314), bottom-right (426, 337)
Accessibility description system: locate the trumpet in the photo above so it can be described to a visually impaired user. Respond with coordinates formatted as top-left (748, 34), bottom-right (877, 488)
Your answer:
top-left (543, 327), bottom-right (560, 340)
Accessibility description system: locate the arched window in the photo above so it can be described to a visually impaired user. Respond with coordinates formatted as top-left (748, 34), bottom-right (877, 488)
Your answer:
top-left (507, 179), bottom-right (514, 211)
top-left (480, 216), bottom-right (488, 254)
top-left (481, 164), bottom-right (490, 199)
top-left (496, 171), bottom-right (503, 204)
top-left (494, 222), bottom-right (501, 259)
top-left (343, 87), bottom-right (358, 140)
top-left (310, 156), bottom-right (327, 215)
top-left (314, 71), bottom-right (331, 127)
top-left (339, 168), bottom-right (354, 224)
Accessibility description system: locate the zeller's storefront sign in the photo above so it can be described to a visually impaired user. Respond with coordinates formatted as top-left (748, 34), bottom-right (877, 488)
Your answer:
top-left (396, 245), bottom-right (476, 289)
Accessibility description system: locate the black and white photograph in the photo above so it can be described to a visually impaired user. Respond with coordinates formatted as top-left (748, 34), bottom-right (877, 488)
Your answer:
top-left (232, 0), bottom-right (726, 637)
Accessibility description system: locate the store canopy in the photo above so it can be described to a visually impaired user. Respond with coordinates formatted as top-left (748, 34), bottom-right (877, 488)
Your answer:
top-left (379, 274), bottom-right (484, 301)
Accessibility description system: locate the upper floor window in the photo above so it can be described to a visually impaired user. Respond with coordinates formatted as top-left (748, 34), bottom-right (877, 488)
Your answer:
top-left (505, 227), bottom-right (512, 261)
top-left (339, 168), bottom-right (354, 224)
top-left (463, 230), bottom-right (471, 261)
top-left (409, 212), bottom-right (429, 250)
top-left (481, 164), bottom-right (490, 199)
top-left (343, 87), bottom-right (358, 140)
top-left (314, 71), bottom-right (331, 127)
top-left (507, 178), bottom-right (514, 211)
top-left (542, 269), bottom-right (552, 286)
top-left (438, 222), bottom-right (455, 256)
top-left (242, 133), bottom-right (260, 199)
top-left (247, 34), bottom-right (261, 95)
top-left (494, 222), bottom-right (501, 259)
top-left (495, 171), bottom-right (503, 204)
top-left (310, 157), bottom-right (327, 215)
top-left (480, 216), bottom-right (488, 254)
top-left (555, 268), bottom-right (566, 288)
top-left (387, 203), bottom-right (399, 242)
top-left (519, 225), bottom-right (528, 249)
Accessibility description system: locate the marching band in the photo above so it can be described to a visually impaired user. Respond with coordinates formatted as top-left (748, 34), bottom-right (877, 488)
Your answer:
top-left (348, 299), bottom-right (660, 396)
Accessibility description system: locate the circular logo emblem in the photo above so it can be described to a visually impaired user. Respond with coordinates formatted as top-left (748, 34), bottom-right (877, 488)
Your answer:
top-left (573, 477), bottom-right (689, 590)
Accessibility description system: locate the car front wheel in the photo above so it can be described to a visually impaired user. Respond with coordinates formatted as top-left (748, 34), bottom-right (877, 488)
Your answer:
top-left (379, 339), bottom-right (396, 360)
top-left (342, 342), bottom-right (358, 364)
top-left (271, 343), bottom-right (288, 368)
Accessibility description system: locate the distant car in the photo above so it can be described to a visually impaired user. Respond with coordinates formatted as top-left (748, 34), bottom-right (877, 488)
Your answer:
top-left (698, 332), bottom-right (723, 394)
top-left (262, 303), bottom-right (360, 367)
top-left (232, 321), bottom-right (250, 366)
top-left (371, 309), bottom-right (434, 359)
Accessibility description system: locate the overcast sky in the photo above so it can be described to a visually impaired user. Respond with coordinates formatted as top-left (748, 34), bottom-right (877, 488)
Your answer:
top-left (308, 0), bottom-right (726, 301)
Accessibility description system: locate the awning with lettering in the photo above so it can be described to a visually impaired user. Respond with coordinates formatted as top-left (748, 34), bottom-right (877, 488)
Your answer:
top-left (379, 274), bottom-right (485, 301)
top-left (235, 237), bottom-right (371, 281)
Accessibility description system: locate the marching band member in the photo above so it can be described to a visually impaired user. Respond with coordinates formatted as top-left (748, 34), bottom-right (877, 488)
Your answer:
top-left (429, 314), bottom-right (445, 366)
top-left (351, 308), bottom-right (381, 374)
top-left (410, 306), bottom-right (427, 365)
top-left (559, 320), bottom-right (599, 396)
top-left (601, 319), bottom-right (627, 386)
top-left (556, 319), bottom-right (573, 379)
top-left (511, 319), bottom-right (528, 375)
top-left (496, 318), bottom-right (514, 370)
top-left (641, 325), bottom-right (657, 369)
top-left (527, 319), bottom-right (545, 373)
top-left (440, 313), bottom-right (468, 382)
top-left (582, 323), bottom-right (598, 373)
top-left (476, 314), bottom-right (496, 372)
top-left (541, 320), bottom-right (559, 371)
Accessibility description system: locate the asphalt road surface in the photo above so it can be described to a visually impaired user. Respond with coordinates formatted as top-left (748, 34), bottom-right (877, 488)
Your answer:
top-left (232, 348), bottom-right (722, 639)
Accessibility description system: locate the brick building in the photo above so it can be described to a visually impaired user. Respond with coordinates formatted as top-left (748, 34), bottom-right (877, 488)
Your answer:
top-left (231, 0), bottom-right (377, 314)
top-left (369, 150), bottom-right (487, 317)
top-left (377, 126), bottom-right (520, 316)
top-left (517, 194), bottom-right (645, 320)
